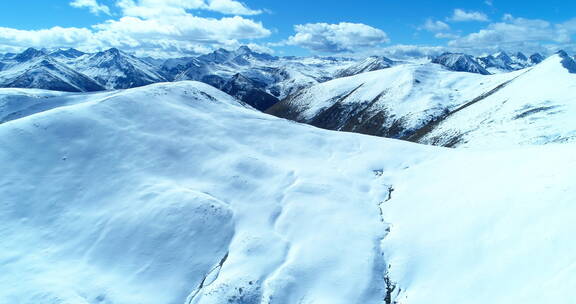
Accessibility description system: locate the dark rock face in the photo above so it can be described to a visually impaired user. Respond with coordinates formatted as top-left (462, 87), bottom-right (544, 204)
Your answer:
top-left (220, 74), bottom-right (278, 111)
top-left (529, 53), bottom-right (545, 64)
top-left (515, 52), bottom-right (528, 62)
top-left (267, 85), bottom-right (411, 139)
top-left (556, 50), bottom-right (576, 73)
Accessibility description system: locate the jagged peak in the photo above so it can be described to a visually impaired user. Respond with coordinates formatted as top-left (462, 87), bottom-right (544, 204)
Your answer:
top-left (515, 52), bottom-right (528, 61)
top-left (556, 50), bottom-right (570, 58)
top-left (103, 48), bottom-right (122, 55)
top-left (554, 50), bottom-right (576, 73)
top-left (236, 45), bottom-right (253, 54)
top-left (529, 53), bottom-right (545, 64)
top-left (432, 53), bottom-right (490, 75)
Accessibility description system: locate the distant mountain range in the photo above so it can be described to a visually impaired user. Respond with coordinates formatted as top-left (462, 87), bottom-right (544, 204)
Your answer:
top-left (0, 46), bottom-right (355, 110)
top-left (0, 46), bottom-right (568, 112)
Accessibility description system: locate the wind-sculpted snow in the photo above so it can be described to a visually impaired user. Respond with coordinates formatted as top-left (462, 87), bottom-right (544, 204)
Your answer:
top-left (1, 81), bottom-right (576, 304)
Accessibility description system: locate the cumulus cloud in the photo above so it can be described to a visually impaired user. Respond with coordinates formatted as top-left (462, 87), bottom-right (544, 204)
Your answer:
top-left (70, 0), bottom-right (111, 15)
top-left (117, 0), bottom-right (261, 17)
top-left (0, 26), bottom-right (95, 49)
top-left (435, 32), bottom-right (460, 39)
top-left (0, 0), bottom-right (270, 56)
top-left (94, 15), bottom-right (270, 43)
top-left (286, 22), bottom-right (389, 53)
top-left (449, 15), bottom-right (574, 48)
top-left (421, 19), bottom-right (451, 32)
top-left (373, 44), bottom-right (451, 59)
top-left (448, 9), bottom-right (489, 22)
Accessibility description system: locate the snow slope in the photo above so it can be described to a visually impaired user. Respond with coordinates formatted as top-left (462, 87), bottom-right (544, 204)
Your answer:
top-left (0, 82), bottom-right (417, 304)
top-left (419, 52), bottom-right (576, 147)
top-left (382, 143), bottom-right (576, 304)
top-left (268, 53), bottom-right (576, 148)
top-left (267, 62), bottom-right (519, 139)
top-left (1, 81), bottom-right (576, 304)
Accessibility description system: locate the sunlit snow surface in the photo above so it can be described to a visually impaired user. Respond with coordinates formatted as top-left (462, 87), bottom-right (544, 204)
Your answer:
top-left (0, 81), bottom-right (575, 304)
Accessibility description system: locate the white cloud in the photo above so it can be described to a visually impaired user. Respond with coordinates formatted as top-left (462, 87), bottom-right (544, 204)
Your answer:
top-left (448, 9), bottom-right (489, 22)
top-left (375, 44), bottom-right (451, 59)
top-left (286, 22), bottom-right (389, 53)
top-left (94, 15), bottom-right (270, 42)
top-left (0, 0), bottom-right (270, 56)
top-left (435, 32), bottom-right (460, 39)
top-left (117, 0), bottom-right (261, 17)
top-left (449, 16), bottom-right (574, 48)
top-left (0, 26), bottom-right (96, 49)
top-left (421, 19), bottom-right (451, 32)
top-left (70, 0), bottom-right (111, 16)
top-left (207, 0), bottom-right (262, 15)
top-left (485, 0), bottom-right (493, 6)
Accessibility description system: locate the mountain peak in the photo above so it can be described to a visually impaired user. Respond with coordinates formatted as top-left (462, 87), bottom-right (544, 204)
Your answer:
top-left (515, 52), bottom-right (528, 61)
top-left (14, 48), bottom-right (46, 62)
top-left (104, 48), bottom-right (122, 55)
top-left (236, 45), bottom-right (253, 54)
top-left (215, 48), bottom-right (232, 55)
top-left (50, 48), bottom-right (85, 59)
top-left (494, 51), bottom-right (513, 63)
top-left (556, 50), bottom-right (569, 58)
top-left (432, 53), bottom-right (490, 75)
top-left (554, 50), bottom-right (576, 73)
top-left (529, 53), bottom-right (545, 64)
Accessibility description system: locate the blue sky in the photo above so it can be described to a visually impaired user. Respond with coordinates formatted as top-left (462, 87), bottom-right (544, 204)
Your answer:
top-left (1, 0), bottom-right (576, 57)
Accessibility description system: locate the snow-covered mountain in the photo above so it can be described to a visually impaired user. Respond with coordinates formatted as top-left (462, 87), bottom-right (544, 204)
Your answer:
top-left (267, 62), bottom-right (508, 139)
top-left (1, 81), bottom-right (576, 304)
top-left (416, 51), bottom-right (576, 147)
top-left (432, 53), bottom-right (491, 75)
top-left (335, 56), bottom-right (395, 78)
top-left (0, 46), bottom-right (352, 111)
top-left (69, 48), bottom-right (167, 89)
top-left (12, 47), bottom-right (47, 62)
top-left (48, 48), bottom-right (86, 60)
top-left (0, 46), bottom-right (560, 113)
top-left (0, 47), bottom-right (164, 92)
top-left (268, 51), bottom-right (576, 148)
top-left (170, 46), bottom-right (352, 100)
top-left (477, 51), bottom-right (543, 73)
top-left (0, 56), bottom-right (105, 92)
